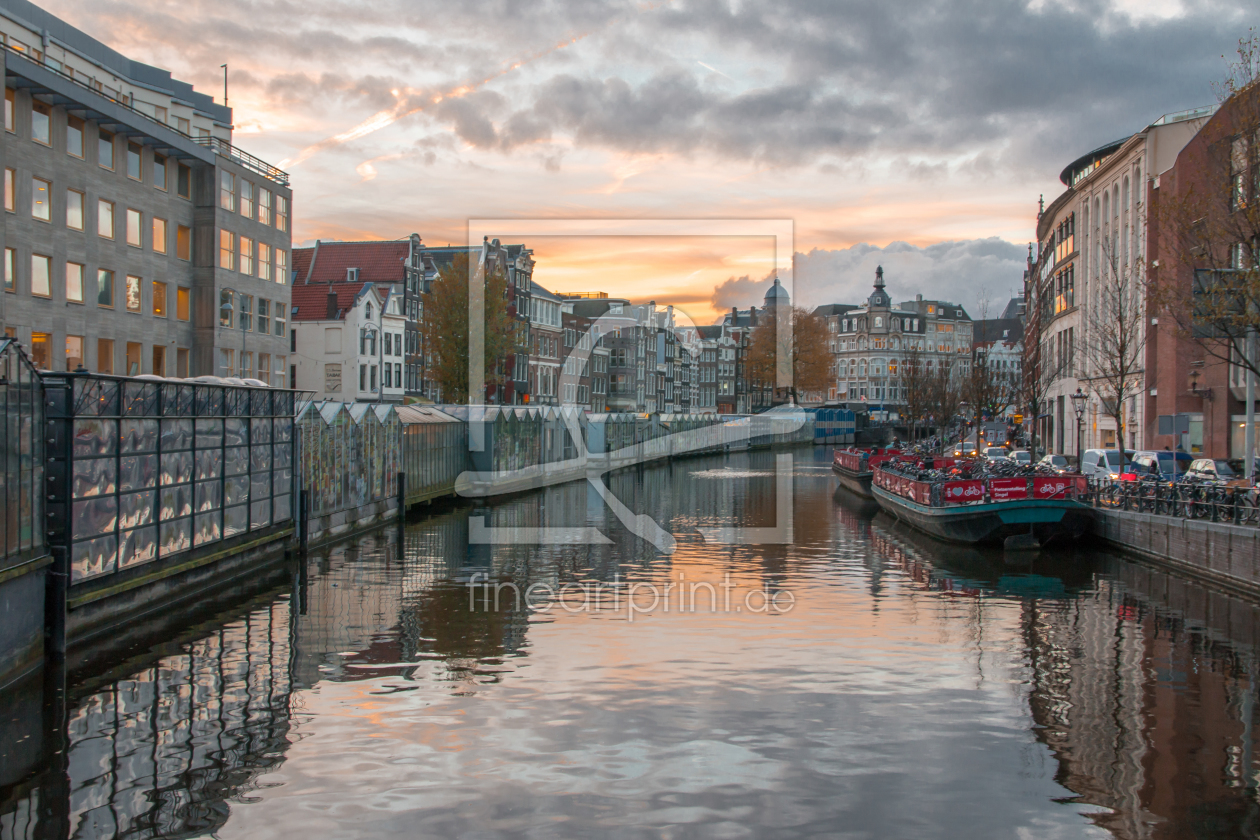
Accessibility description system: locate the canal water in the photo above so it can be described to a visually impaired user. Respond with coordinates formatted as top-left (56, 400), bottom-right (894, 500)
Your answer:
top-left (4, 446), bottom-right (1260, 839)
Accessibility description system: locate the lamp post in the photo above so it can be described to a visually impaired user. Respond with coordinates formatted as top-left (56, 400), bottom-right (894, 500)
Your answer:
top-left (958, 400), bottom-right (970, 452)
top-left (219, 287), bottom-right (245, 378)
top-left (1071, 387), bottom-right (1087, 470)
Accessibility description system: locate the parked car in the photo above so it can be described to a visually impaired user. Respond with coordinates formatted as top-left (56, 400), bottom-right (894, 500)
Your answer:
top-left (1129, 450), bottom-right (1193, 482)
top-left (981, 446), bottom-right (1009, 462)
top-left (1008, 450), bottom-right (1032, 465)
top-left (1038, 454), bottom-right (1070, 473)
top-left (1227, 456), bottom-right (1260, 477)
top-left (1081, 449), bottom-right (1135, 479)
top-left (1186, 458), bottom-right (1252, 488)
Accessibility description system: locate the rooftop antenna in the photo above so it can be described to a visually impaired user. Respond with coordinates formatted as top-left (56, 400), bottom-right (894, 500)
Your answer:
top-left (221, 64), bottom-right (228, 108)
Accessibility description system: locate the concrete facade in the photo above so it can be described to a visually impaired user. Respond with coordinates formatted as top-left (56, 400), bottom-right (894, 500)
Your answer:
top-left (0, 1), bottom-right (291, 380)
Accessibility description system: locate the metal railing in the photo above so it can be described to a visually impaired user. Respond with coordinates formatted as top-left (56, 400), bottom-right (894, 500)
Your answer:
top-left (3, 42), bottom-right (290, 186)
top-left (1085, 477), bottom-right (1260, 526)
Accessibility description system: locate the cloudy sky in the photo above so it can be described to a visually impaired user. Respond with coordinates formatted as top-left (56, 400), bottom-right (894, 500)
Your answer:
top-left (44, 0), bottom-right (1253, 321)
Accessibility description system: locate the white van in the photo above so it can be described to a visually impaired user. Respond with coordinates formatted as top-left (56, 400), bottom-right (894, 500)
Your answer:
top-left (1080, 449), bottom-right (1131, 479)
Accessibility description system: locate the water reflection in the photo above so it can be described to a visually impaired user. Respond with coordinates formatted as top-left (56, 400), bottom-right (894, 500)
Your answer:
top-left (3, 448), bottom-right (1260, 838)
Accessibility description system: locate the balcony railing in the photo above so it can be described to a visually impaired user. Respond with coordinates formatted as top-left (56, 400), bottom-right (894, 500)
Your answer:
top-left (193, 136), bottom-right (290, 186)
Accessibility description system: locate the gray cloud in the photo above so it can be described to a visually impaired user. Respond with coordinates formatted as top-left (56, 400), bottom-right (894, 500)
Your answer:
top-left (714, 239), bottom-right (1029, 320)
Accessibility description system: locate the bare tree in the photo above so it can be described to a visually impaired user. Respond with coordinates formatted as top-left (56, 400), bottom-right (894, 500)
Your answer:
top-left (900, 344), bottom-right (933, 444)
top-left (1152, 32), bottom-right (1260, 382)
top-left (1082, 231), bottom-right (1147, 456)
top-left (1019, 308), bottom-right (1067, 456)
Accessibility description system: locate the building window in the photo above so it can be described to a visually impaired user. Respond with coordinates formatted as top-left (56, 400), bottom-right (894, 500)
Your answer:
top-left (66, 262), bottom-right (83, 303)
top-left (220, 171), bottom-right (235, 211)
top-left (66, 189), bottom-right (83, 230)
top-left (219, 348), bottom-right (235, 378)
top-left (3, 248), bottom-right (13, 292)
top-left (177, 225), bottom-right (191, 260)
top-left (176, 348), bottom-right (189, 378)
top-left (30, 102), bottom-right (49, 145)
top-left (177, 163), bottom-right (191, 199)
top-left (275, 303), bottom-right (286, 337)
top-left (125, 342), bottom-right (141, 376)
top-left (258, 189), bottom-right (271, 225)
top-left (276, 195), bottom-right (288, 232)
top-left (152, 344), bottom-right (166, 376)
top-left (240, 180), bottom-right (254, 219)
top-left (30, 332), bottom-right (50, 370)
top-left (98, 131), bottom-right (114, 169)
top-left (239, 236), bottom-right (253, 275)
top-left (220, 290), bottom-right (234, 328)
top-left (125, 275), bottom-right (141, 312)
top-left (97, 269), bottom-right (114, 308)
top-left (4, 88), bottom-right (13, 132)
top-left (258, 243), bottom-right (271, 281)
top-left (153, 154), bottom-right (167, 191)
top-left (4, 168), bottom-right (13, 212)
top-left (95, 338), bottom-right (113, 373)
top-left (30, 254), bottom-right (50, 297)
top-left (275, 249), bottom-right (287, 283)
top-left (175, 116), bottom-right (190, 135)
top-left (176, 286), bottom-right (190, 321)
top-left (66, 335), bottom-right (83, 371)
top-left (219, 230), bottom-right (234, 269)
top-left (31, 177), bottom-right (50, 221)
top-left (127, 143), bottom-right (142, 180)
top-left (359, 364), bottom-right (366, 391)
top-left (240, 350), bottom-right (254, 380)
top-left (153, 281), bottom-right (167, 317)
top-left (126, 208), bottom-right (142, 247)
top-left (274, 355), bottom-right (286, 388)
top-left (98, 200), bottom-right (114, 238)
top-left (258, 298), bottom-right (270, 334)
top-left (239, 294), bottom-right (252, 331)
top-left (258, 352), bottom-right (270, 385)
top-left (66, 116), bottom-right (83, 158)
top-left (152, 217), bottom-right (167, 254)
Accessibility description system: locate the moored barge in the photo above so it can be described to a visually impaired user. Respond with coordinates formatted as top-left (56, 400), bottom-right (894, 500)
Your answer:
top-left (871, 466), bottom-right (1094, 545)
top-left (832, 449), bottom-right (877, 498)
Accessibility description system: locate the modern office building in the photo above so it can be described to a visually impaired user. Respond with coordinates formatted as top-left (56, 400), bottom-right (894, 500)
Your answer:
top-left (0, 0), bottom-right (292, 380)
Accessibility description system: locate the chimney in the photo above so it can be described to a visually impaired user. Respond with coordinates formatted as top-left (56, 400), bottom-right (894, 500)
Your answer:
top-left (917, 294), bottom-right (923, 302)
top-left (750, 305), bottom-right (758, 326)
top-left (731, 306), bottom-right (738, 324)
top-left (326, 289), bottom-right (338, 320)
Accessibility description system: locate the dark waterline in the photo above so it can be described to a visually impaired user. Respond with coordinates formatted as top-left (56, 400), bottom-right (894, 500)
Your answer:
top-left (4, 446), bottom-right (1260, 839)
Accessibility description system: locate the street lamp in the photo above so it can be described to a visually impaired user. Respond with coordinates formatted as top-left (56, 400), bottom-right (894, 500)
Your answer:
top-left (219, 287), bottom-right (245, 378)
top-left (1070, 387), bottom-right (1087, 469)
top-left (958, 400), bottom-right (970, 452)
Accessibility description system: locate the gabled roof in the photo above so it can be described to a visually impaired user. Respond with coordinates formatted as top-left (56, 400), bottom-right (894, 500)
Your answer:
top-left (696, 325), bottom-right (724, 339)
top-left (291, 281), bottom-right (366, 322)
top-left (292, 246), bottom-right (314, 284)
top-left (530, 281), bottom-right (561, 303)
top-left (298, 239), bottom-right (410, 285)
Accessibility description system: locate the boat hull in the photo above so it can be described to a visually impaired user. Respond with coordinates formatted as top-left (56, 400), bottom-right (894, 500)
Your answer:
top-left (832, 464), bottom-right (874, 499)
top-left (872, 484), bottom-right (1094, 545)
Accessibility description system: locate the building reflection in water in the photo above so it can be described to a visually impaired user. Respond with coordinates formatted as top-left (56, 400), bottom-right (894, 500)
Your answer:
top-left (5, 451), bottom-right (1260, 838)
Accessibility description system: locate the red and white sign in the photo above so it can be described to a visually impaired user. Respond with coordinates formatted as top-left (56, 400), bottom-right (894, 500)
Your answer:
top-left (990, 478), bottom-right (1028, 500)
top-left (942, 480), bottom-right (984, 502)
top-left (1033, 477), bottom-right (1072, 499)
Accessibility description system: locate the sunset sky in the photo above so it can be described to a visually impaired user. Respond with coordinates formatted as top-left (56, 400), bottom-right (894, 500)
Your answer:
top-left (43, 0), bottom-right (1254, 323)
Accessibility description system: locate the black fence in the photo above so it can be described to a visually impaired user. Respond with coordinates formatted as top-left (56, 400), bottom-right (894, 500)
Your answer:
top-left (1086, 477), bottom-right (1260, 526)
top-left (0, 339), bottom-right (45, 574)
top-left (43, 373), bottom-right (297, 585)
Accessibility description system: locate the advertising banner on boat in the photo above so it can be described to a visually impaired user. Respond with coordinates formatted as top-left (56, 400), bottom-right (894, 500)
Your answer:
top-left (1033, 477), bottom-right (1074, 499)
top-left (942, 480), bottom-right (984, 503)
top-left (990, 478), bottom-right (1028, 501)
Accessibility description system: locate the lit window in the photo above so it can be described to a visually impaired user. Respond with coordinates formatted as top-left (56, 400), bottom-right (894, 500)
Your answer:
top-left (4, 88), bottom-right (13, 132)
top-left (258, 189), bottom-right (271, 224)
top-left (240, 180), bottom-right (254, 218)
top-left (177, 286), bottom-right (190, 321)
top-left (3, 168), bottom-right (12, 212)
top-left (275, 249), bottom-right (287, 283)
top-left (258, 242), bottom-right (271, 281)
top-left (152, 281), bottom-right (167, 317)
top-left (239, 236), bottom-right (253, 275)
top-left (65, 335), bottom-right (83, 371)
top-left (276, 194), bottom-right (288, 231)
top-left (31, 177), bottom-right (50, 221)
top-left (219, 230), bottom-right (234, 269)
top-left (152, 217), bottom-right (167, 254)
top-left (4, 247), bottom-right (14, 292)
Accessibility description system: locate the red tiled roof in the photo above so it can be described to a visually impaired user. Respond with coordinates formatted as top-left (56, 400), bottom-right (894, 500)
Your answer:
top-left (301, 240), bottom-right (410, 285)
top-left (292, 246), bottom-right (314, 283)
top-left (291, 281), bottom-right (366, 322)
